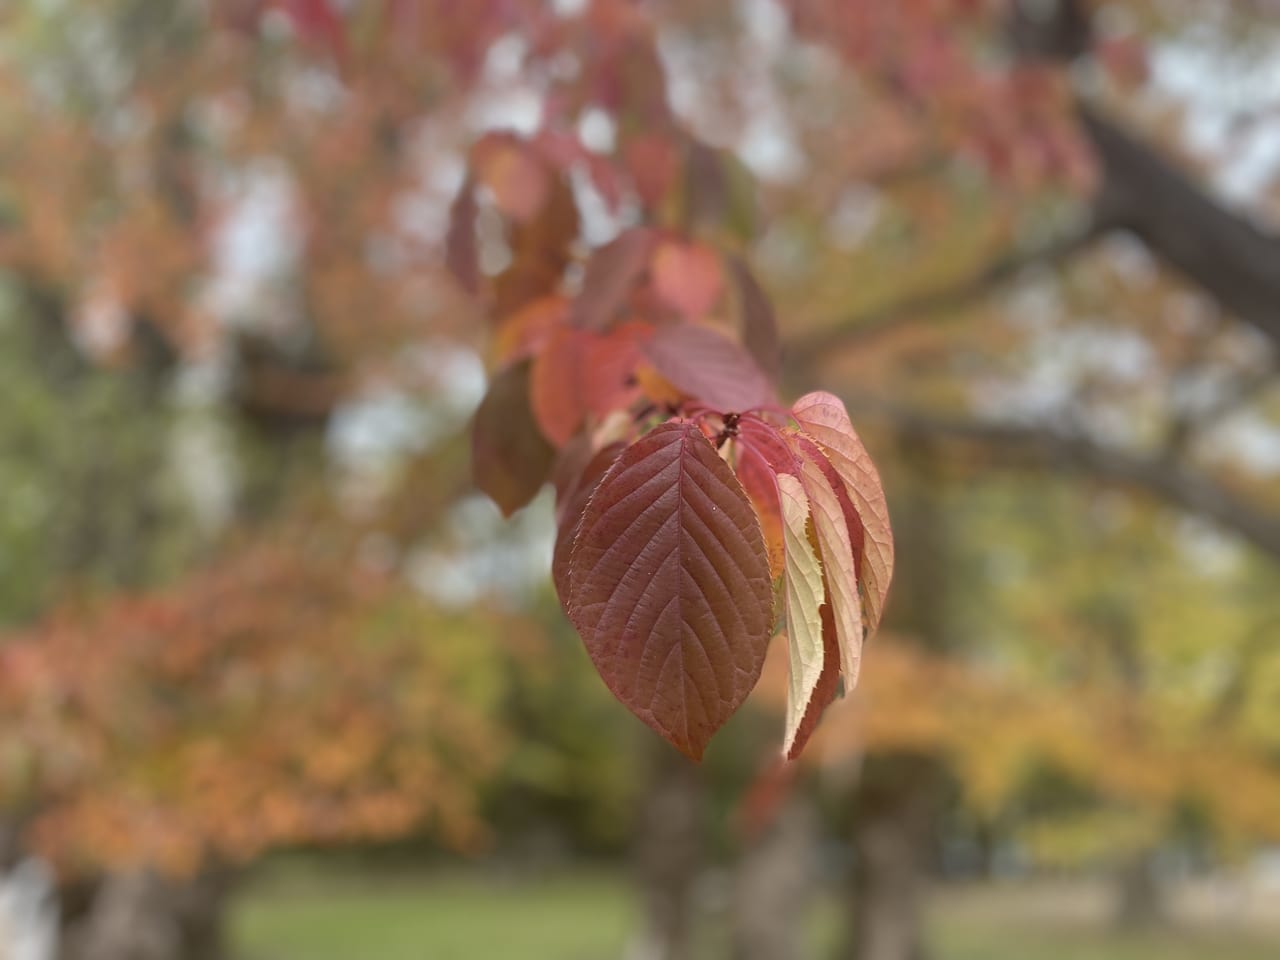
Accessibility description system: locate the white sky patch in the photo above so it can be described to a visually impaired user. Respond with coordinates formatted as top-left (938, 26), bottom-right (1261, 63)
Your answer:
top-left (408, 491), bottom-right (556, 609)
top-left (328, 344), bottom-right (485, 473)
top-left (578, 107), bottom-right (616, 153)
top-left (201, 160), bottom-right (302, 331)
top-left (1151, 32), bottom-right (1280, 213)
top-left (465, 34), bottom-right (543, 135)
top-left (657, 7), bottom-right (805, 184)
top-left (974, 324), bottom-right (1156, 437)
top-left (1204, 410), bottom-right (1280, 476)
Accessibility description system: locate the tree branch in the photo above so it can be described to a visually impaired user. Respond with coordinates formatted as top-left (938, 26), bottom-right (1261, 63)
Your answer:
top-left (1081, 101), bottom-right (1280, 352)
top-left (847, 398), bottom-right (1280, 563)
top-left (785, 220), bottom-right (1104, 375)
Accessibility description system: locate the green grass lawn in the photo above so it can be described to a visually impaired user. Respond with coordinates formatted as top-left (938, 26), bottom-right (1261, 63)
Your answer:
top-left (233, 868), bottom-right (636, 960)
top-left (232, 863), bottom-right (1279, 960)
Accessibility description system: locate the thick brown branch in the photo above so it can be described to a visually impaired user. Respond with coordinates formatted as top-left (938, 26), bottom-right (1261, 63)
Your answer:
top-left (1081, 102), bottom-right (1280, 351)
top-left (849, 399), bottom-right (1280, 562)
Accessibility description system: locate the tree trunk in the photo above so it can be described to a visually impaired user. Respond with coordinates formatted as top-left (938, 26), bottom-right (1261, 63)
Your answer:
top-left (626, 743), bottom-right (704, 960)
top-left (59, 869), bottom-right (229, 960)
top-left (843, 755), bottom-right (937, 960)
top-left (843, 448), bottom-right (949, 960)
top-left (1113, 848), bottom-right (1167, 931)
top-left (730, 794), bottom-right (820, 960)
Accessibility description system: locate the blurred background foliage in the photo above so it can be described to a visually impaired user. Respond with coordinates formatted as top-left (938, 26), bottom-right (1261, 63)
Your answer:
top-left (0, 1), bottom-right (1278, 959)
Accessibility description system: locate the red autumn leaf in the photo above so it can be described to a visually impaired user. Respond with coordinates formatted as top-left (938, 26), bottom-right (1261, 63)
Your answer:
top-left (728, 255), bottom-right (781, 380)
top-left (645, 323), bottom-right (777, 413)
top-left (472, 360), bottom-right (555, 517)
top-left (492, 295), bottom-right (567, 366)
top-left (530, 323), bottom-right (648, 447)
top-left (494, 174), bottom-right (579, 317)
top-left (736, 415), bottom-right (801, 476)
top-left (282, 0), bottom-right (347, 61)
top-left (552, 441), bottom-right (624, 606)
top-left (732, 441), bottom-right (784, 578)
top-left (571, 228), bottom-right (655, 331)
top-left (625, 133), bottom-right (679, 209)
top-left (652, 240), bottom-right (724, 321)
top-left (474, 137), bottom-right (550, 224)
top-left (790, 392), bottom-right (894, 632)
top-left (444, 177), bottom-right (479, 295)
top-left (566, 421), bottom-right (774, 760)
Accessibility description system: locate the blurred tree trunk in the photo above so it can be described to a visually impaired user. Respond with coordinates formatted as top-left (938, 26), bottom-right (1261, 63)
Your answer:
top-left (60, 869), bottom-right (230, 960)
top-left (845, 756), bottom-right (938, 960)
top-left (841, 444), bottom-right (950, 960)
top-left (730, 794), bottom-right (820, 960)
top-left (1113, 848), bottom-right (1167, 930)
top-left (627, 742), bottom-right (705, 960)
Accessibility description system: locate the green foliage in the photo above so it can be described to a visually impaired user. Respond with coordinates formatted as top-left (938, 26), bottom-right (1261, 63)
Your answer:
top-left (0, 284), bottom-right (198, 624)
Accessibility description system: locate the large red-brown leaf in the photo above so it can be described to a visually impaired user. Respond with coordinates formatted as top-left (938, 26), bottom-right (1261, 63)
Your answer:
top-left (566, 421), bottom-right (774, 760)
top-left (791, 392), bottom-right (894, 632)
top-left (644, 323), bottom-right (777, 413)
top-left (471, 361), bottom-right (555, 517)
top-left (571, 228), bottom-right (655, 330)
top-left (552, 442), bottom-right (624, 607)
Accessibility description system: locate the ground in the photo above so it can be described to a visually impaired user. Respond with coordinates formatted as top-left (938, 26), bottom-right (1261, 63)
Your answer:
top-left (231, 860), bottom-right (1280, 960)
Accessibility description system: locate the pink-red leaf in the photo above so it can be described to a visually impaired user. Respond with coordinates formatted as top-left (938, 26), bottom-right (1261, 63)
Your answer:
top-left (791, 392), bottom-right (894, 632)
top-left (474, 137), bottom-right (550, 223)
top-left (472, 361), bottom-right (555, 516)
top-left (732, 442), bottom-right (784, 578)
top-left (566, 421), bottom-right (774, 761)
top-left (645, 323), bottom-right (777, 413)
top-left (572, 228), bottom-right (655, 331)
top-left (530, 323), bottom-right (648, 447)
top-left (652, 240), bottom-right (724, 321)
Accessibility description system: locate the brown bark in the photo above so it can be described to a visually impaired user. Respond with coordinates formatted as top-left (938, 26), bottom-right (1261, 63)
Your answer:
top-left (839, 452), bottom-right (950, 960)
top-left (730, 794), bottom-right (820, 960)
top-left (1113, 848), bottom-right (1168, 931)
top-left (59, 869), bottom-right (229, 960)
top-left (844, 756), bottom-right (938, 960)
top-left (628, 743), bottom-right (705, 960)
top-left (840, 398), bottom-right (1280, 563)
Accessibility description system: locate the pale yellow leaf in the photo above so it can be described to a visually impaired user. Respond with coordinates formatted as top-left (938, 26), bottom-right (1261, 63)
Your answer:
top-left (778, 473), bottom-right (826, 756)
top-left (796, 444), bottom-right (865, 688)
